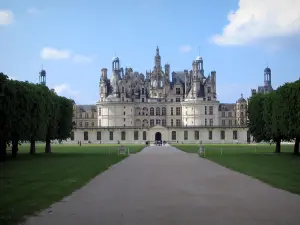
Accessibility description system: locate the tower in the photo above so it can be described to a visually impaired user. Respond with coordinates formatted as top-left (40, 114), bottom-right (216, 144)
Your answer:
top-left (154, 46), bottom-right (161, 69)
top-left (112, 56), bottom-right (120, 72)
top-left (195, 56), bottom-right (204, 78)
top-left (264, 67), bottom-right (271, 87)
top-left (39, 69), bottom-right (46, 86)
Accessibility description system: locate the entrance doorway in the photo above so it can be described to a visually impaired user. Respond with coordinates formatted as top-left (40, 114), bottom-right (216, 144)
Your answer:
top-left (155, 132), bottom-right (162, 141)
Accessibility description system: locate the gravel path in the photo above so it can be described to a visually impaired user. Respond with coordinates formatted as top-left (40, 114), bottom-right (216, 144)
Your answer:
top-left (24, 146), bottom-right (300, 225)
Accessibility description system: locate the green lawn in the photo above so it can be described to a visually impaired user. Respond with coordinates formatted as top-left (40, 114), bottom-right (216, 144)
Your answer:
top-left (173, 144), bottom-right (300, 195)
top-left (0, 144), bottom-right (145, 225)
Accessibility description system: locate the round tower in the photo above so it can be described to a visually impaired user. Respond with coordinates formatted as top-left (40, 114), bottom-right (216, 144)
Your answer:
top-left (264, 67), bottom-right (271, 87)
top-left (39, 69), bottom-right (46, 86)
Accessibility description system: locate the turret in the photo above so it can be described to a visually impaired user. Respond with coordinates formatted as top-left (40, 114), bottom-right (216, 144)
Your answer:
top-left (101, 68), bottom-right (108, 80)
top-left (39, 69), bottom-right (46, 86)
top-left (264, 67), bottom-right (271, 87)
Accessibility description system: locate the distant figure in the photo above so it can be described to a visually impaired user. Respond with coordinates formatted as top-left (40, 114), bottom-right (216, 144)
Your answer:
top-left (79, 141), bottom-right (81, 146)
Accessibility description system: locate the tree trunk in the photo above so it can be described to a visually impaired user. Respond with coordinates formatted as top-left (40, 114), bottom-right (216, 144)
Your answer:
top-left (293, 137), bottom-right (300, 155)
top-left (275, 139), bottom-right (281, 153)
top-left (45, 139), bottom-right (51, 153)
top-left (30, 136), bottom-right (36, 154)
top-left (12, 139), bottom-right (19, 158)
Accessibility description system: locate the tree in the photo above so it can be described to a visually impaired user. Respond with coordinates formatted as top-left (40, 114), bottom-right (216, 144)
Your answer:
top-left (263, 91), bottom-right (287, 153)
top-left (247, 93), bottom-right (269, 143)
top-left (277, 80), bottom-right (300, 154)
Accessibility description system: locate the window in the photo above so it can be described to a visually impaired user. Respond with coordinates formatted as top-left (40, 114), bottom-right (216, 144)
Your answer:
top-left (84, 131), bottom-right (88, 141)
top-left (142, 98), bottom-right (144, 102)
top-left (205, 106), bottom-right (207, 115)
top-left (150, 107), bottom-right (154, 116)
top-left (172, 131), bottom-right (176, 140)
top-left (176, 88), bottom-right (181, 95)
top-left (241, 104), bottom-right (244, 110)
top-left (134, 131), bottom-right (139, 140)
top-left (241, 118), bottom-right (244, 125)
top-left (142, 88), bottom-right (145, 95)
top-left (99, 120), bottom-right (101, 126)
top-left (80, 114), bottom-right (83, 118)
top-left (176, 98), bottom-right (180, 102)
top-left (171, 107), bottom-right (174, 115)
top-left (171, 99), bottom-right (173, 102)
top-left (85, 113), bottom-right (89, 119)
top-left (194, 131), bottom-right (199, 140)
top-left (171, 119), bottom-right (174, 127)
top-left (228, 112), bottom-right (232, 117)
top-left (176, 107), bottom-right (181, 116)
top-left (121, 131), bottom-right (126, 140)
top-left (205, 119), bottom-right (207, 126)
top-left (85, 122), bottom-right (88, 127)
top-left (222, 120), bottom-right (225, 126)
top-left (207, 87), bottom-right (211, 93)
top-left (209, 119), bottom-right (213, 126)
top-left (176, 119), bottom-right (181, 127)
top-left (220, 130), bottom-right (225, 140)
top-left (79, 122), bottom-right (82, 127)
top-left (208, 131), bottom-right (212, 140)
top-left (99, 108), bottom-right (101, 116)
top-left (162, 119), bottom-right (166, 127)
top-left (143, 131), bottom-right (147, 140)
top-left (233, 130), bottom-right (238, 140)
top-left (229, 120), bottom-right (232, 126)
top-left (209, 106), bottom-right (213, 115)
top-left (156, 119), bottom-right (161, 125)
top-left (131, 89), bottom-right (134, 95)
top-left (241, 112), bottom-right (244, 117)
top-left (109, 131), bottom-right (113, 141)
top-left (122, 87), bottom-right (124, 93)
top-left (91, 122), bottom-right (94, 127)
top-left (222, 112), bottom-right (225, 117)
top-left (208, 96), bottom-right (211, 101)
top-left (184, 131), bottom-right (188, 140)
top-left (156, 107), bottom-right (160, 116)
top-left (150, 119), bottom-right (154, 126)
top-left (92, 113), bottom-right (95, 119)
top-left (122, 97), bottom-right (124, 102)
top-left (97, 131), bottom-right (101, 140)
top-left (71, 132), bottom-right (74, 140)
top-left (162, 107), bottom-right (166, 115)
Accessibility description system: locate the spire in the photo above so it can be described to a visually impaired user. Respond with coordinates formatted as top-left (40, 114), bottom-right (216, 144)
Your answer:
top-left (156, 46), bottom-right (159, 55)
top-left (241, 93), bottom-right (243, 98)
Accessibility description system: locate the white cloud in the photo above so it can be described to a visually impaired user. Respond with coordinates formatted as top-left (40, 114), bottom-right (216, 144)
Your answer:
top-left (27, 7), bottom-right (42, 15)
top-left (53, 84), bottom-right (80, 100)
top-left (179, 45), bottom-right (192, 53)
top-left (41, 47), bottom-right (71, 60)
top-left (40, 47), bottom-right (92, 63)
top-left (0, 10), bottom-right (14, 25)
top-left (211, 0), bottom-right (300, 46)
top-left (73, 54), bottom-right (92, 63)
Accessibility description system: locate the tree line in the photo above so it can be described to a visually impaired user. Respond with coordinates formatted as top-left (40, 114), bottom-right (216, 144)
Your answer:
top-left (248, 79), bottom-right (300, 154)
top-left (0, 72), bottom-right (74, 162)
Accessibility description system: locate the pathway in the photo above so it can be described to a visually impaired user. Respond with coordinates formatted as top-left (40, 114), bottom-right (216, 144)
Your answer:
top-left (24, 146), bottom-right (300, 225)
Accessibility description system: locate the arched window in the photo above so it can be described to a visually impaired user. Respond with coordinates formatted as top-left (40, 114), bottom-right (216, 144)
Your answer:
top-left (156, 107), bottom-right (160, 116)
top-left (162, 107), bottom-right (166, 115)
top-left (84, 131), bottom-right (88, 141)
top-left (121, 131), bottom-right (126, 140)
top-left (171, 131), bottom-right (176, 140)
top-left (150, 107), bottom-right (154, 116)
top-left (150, 119), bottom-right (154, 127)
top-left (134, 131), bottom-right (139, 140)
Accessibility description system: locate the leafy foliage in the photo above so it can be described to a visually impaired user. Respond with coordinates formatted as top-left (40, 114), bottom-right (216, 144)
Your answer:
top-left (0, 72), bottom-right (74, 161)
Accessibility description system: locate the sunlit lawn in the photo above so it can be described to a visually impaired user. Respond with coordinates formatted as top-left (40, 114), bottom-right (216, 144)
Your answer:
top-left (0, 144), bottom-right (145, 225)
top-left (173, 144), bottom-right (300, 195)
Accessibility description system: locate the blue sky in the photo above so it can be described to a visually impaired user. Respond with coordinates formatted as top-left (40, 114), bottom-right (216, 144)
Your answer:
top-left (1, 0), bottom-right (300, 104)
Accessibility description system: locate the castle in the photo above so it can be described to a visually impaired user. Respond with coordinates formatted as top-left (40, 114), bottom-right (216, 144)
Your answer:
top-left (66, 47), bottom-right (273, 144)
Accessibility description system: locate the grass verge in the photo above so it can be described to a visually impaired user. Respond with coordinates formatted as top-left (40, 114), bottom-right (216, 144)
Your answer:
top-left (0, 144), bottom-right (145, 225)
top-left (173, 144), bottom-right (300, 195)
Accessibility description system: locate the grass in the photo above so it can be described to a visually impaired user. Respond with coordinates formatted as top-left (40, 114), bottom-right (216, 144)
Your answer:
top-left (0, 144), bottom-right (145, 225)
top-left (173, 144), bottom-right (300, 195)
